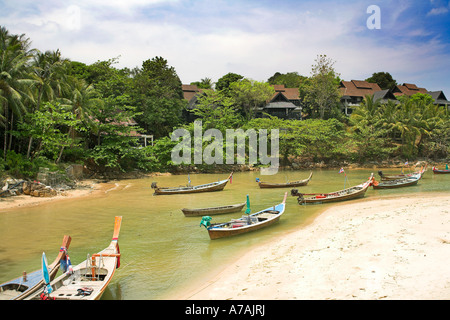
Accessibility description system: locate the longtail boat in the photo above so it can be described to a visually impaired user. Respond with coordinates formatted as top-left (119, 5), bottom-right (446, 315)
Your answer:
top-left (182, 202), bottom-right (246, 217)
top-left (257, 172), bottom-right (313, 188)
top-left (201, 193), bottom-right (287, 240)
top-left (0, 235), bottom-right (71, 300)
top-left (152, 173), bottom-right (233, 195)
top-left (432, 166), bottom-right (450, 174)
top-left (291, 174), bottom-right (373, 205)
top-left (371, 175), bottom-right (420, 189)
top-left (378, 165), bottom-right (427, 181)
top-left (26, 216), bottom-right (122, 300)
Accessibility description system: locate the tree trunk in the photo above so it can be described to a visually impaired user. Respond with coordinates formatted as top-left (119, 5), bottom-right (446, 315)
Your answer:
top-left (3, 105), bottom-right (8, 160)
top-left (56, 145), bottom-right (64, 164)
top-left (8, 112), bottom-right (13, 151)
top-left (26, 137), bottom-right (33, 158)
top-left (28, 88), bottom-right (41, 159)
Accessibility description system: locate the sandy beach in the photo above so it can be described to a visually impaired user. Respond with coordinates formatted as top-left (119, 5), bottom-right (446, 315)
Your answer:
top-left (0, 180), bottom-right (116, 211)
top-left (175, 193), bottom-right (450, 300)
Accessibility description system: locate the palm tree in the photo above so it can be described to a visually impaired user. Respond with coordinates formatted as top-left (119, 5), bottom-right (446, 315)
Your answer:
top-left (55, 76), bottom-right (102, 163)
top-left (31, 49), bottom-right (68, 109)
top-left (389, 99), bottom-right (429, 158)
top-left (26, 49), bottom-right (68, 157)
top-left (0, 26), bottom-right (35, 158)
top-left (350, 94), bottom-right (382, 133)
top-left (378, 100), bottom-right (400, 140)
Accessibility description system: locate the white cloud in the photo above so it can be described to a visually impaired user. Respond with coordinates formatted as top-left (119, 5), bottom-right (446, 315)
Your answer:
top-left (427, 6), bottom-right (449, 15)
top-left (1, 0), bottom-right (449, 94)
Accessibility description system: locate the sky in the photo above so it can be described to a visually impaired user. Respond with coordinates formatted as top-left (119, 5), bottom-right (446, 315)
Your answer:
top-left (1, 0), bottom-right (450, 94)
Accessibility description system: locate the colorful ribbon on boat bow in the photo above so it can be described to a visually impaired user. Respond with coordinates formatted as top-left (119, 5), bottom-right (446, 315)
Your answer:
top-left (60, 246), bottom-right (73, 274)
top-left (200, 216), bottom-right (212, 228)
top-left (113, 238), bottom-right (120, 268)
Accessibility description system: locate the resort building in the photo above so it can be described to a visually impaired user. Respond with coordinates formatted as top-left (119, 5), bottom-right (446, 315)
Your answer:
top-left (426, 91), bottom-right (450, 108)
top-left (181, 81), bottom-right (449, 120)
top-left (182, 84), bottom-right (204, 122)
top-left (372, 89), bottom-right (400, 105)
top-left (338, 80), bottom-right (382, 115)
top-left (393, 83), bottom-right (450, 109)
top-left (392, 83), bottom-right (428, 97)
top-left (256, 85), bottom-right (302, 120)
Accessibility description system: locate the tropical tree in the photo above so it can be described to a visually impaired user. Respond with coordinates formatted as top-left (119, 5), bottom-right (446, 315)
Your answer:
top-left (30, 49), bottom-right (68, 109)
top-left (190, 77), bottom-right (214, 89)
top-left (215, 72), bottom-right (244, 94)
top-left (54, 77), bottom-right (102, 162)
top-left (228, 79), bottom-right (275, 120)
top-left (299, 54), bottom-right (341, 119)
top-left (132, 56), bottom-right (185, 137)
top-left (26, 49), bottom-right (69, 158)
top-left (365, 72), bottom-right (397, 90)
top-left (19, 102), bottom-right (83, 162)
top-left (191, 89), bottom-right (243, 131)
top-left (268, 71), bottom-right (306, 88)
top-left (350, 95), bottom-right (397, 161)
top-left (0, 27), bottom-right (34, 158)
top-left (350, 94), bottom-right (382, 132)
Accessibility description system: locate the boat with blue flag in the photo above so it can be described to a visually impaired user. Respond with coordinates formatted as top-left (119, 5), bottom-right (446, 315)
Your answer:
top-left (0, 235), bottom-right (71, 300)
top-left (25, 216), bottom-right (122, 300)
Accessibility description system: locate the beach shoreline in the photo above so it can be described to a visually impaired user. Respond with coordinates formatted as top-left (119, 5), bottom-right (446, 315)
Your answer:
top-left (0, 180), bottom-right (115, 212)
top-left (172, 192), bottom-right (450, 300)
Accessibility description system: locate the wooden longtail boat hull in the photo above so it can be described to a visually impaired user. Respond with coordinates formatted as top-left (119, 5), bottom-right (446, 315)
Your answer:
top-left (26, 217), bottom-right (122, 300)
top-left (182, 202), bottom-right (246, 217)
top-left (432, 168), bottom-right (450, 174)
top-left (293, 174), bottom-right (373, 205)
top-left (258, 172), bottom-right (313, 188)
top-left (379, 165), bottom-right (427, 181)
top-left (206, 193), bottom-right (287, 240)
top-left (0, 235), bottom-right (71, 300)
top-left (372, 177), bottom-right (419, 189)
top-left (153, 173), bottom-right (232, 195)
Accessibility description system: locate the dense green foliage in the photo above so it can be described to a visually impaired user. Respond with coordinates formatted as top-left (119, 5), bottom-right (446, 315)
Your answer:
top-left (365, 72), bottom-right (397, 90)
top-left (0, 27), bottom-right (448, 179)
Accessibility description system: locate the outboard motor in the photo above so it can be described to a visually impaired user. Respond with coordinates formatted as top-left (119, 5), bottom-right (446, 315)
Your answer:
top-left (378, 170), bottom-right (384, 178)
top-left (151, 182), bottom-right (158, 189)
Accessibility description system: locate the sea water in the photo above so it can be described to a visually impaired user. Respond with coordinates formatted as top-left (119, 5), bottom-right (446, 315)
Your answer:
top-left (0, 169), bottom-right (448, 299)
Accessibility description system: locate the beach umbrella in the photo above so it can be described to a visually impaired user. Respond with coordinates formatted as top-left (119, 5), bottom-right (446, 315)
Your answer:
top-left (41, 252), bottom-right (53, 294)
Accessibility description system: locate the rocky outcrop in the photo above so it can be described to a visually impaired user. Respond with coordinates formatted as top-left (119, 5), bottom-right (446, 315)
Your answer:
top-left (22, 181), bottom-right (57, 197)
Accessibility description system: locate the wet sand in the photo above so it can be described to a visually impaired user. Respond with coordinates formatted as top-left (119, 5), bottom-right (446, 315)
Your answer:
top-left (174, 193), bottom-right (450, 300)
top-left (0, 180), bottom-right (114, 212)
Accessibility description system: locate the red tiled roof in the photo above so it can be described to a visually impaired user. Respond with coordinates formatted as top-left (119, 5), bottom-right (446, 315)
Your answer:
top-left (393, 83), bottom-right (428, 96)
top-left (273, 85), bottom-right (286, 92)
top-left (269, 85), bottom-right (300, 101)
top-left (339, 80), bottom-right (381, 97)
top-left (182, 84), bottom-right (203, 101)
